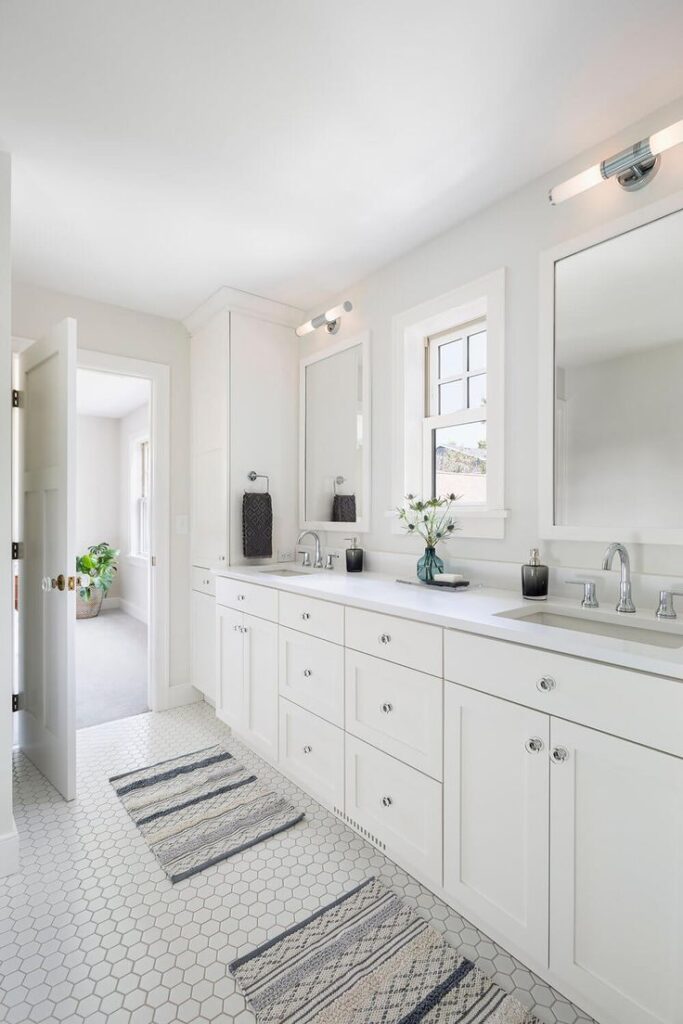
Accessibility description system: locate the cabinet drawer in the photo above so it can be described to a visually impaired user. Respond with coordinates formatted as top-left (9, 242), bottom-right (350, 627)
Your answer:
top-left (345, 735), bottom-right (442, 887)
top-left (215, 577), bottom-right (277, 621)
top-left (345, 651), bottom-right (442, 779)
top-left (279, 628), bottom-right (344, 727)
top-left (278, 699), bottom-right (344, 812)
top-left (191, 566), bottom-right (216, 596)
top-left (345, 607), bottom-right (442, 676)
top-left (444, 629), bottom-right (683, 758)
top-left (279, 592), bottom-right (344, 645)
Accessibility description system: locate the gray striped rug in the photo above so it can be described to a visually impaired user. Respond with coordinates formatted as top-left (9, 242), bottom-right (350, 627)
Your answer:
top-left (230, 877), bottom-right (539, 1024)
top-left (110, 744), bottom-right (304, 883)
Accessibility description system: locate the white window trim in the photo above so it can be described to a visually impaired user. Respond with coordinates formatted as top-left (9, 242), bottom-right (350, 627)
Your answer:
top-left (390, 268), bottom-right (507, 539)
top-left (128, 430), bottom-right (151, 561)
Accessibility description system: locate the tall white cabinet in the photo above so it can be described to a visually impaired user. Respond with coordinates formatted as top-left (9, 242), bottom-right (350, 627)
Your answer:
top-left (187, 289), bottom-right (301, 701)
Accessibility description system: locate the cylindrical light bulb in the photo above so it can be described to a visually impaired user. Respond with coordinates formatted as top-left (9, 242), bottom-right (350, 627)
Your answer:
top-left (324, 300), bottom-right (352, 322)
top-left (295, 320), bottom-right (315, 338)
top-left (649, 119), bottom-right (683, 156)
top-left (548, 163), bottom-right (604, 205)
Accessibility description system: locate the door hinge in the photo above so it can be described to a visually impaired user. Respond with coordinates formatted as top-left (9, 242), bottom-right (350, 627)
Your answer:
top-left (11, 389), bottom-right (22, 408)
top-left (11, 541), bottom-right (23, 560)
top-left (12, 694), bottom-right (19, 713)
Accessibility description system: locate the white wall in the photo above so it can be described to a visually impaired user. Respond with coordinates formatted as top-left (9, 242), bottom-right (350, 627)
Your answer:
top-left (301, 95), bottom-right (683, 579)
top-left (0, 151), bottom-right (18, 876)
top-left (118, 403), bottom-right (150, 623)
top-left (76, 415), bottom-right (122, 601)
top-left (12, 284), bottom-right (191, 689)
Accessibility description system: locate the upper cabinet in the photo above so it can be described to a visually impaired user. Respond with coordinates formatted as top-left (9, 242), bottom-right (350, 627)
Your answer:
top-left (299, 332), bottom-right (371, 532)
top-left (539, 197), bottom-right (683, 544)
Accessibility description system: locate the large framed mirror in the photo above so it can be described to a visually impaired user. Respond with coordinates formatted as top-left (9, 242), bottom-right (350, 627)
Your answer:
top-left (539, 194), bottom-right (683, 543)
top-left (299, 332), bottom-right (370, 532)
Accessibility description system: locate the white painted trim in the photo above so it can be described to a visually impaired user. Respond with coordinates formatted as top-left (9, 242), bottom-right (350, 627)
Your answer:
top-left (391, 269), bottom-right (507, 539)
top-left (0, 826), bottom-right (19, 878)
top-left (299, 332), bottom-right (371, 533)
top-left (76, 349), bottom-right (173, 710)
top-left (183, 285), bottom-right (304, 334)
top-left (538, 189), bottom-right (683, 545)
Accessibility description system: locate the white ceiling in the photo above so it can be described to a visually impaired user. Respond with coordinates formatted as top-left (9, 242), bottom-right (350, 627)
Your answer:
top-left (77, 369), bottom-right (149, 418)
top-left (2, 1), bottom-right (683, 321)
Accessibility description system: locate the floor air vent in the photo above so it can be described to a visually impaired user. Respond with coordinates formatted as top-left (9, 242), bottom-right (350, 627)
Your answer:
top-left (333, 806), bottom-right (386, 851)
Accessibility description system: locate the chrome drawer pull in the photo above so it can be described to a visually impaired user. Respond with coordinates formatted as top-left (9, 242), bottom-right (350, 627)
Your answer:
top-left (303, 669), bottom-right (312, 678)
top-left (233, 624), bottom-right (240, 632)
top-left (381, 702), bottom-right (393, 713)
top-left (551, 746), bottom-right (569, 764)
top-left (381, 796), bottom-right (393, 807)
top-left (379, 633), bottom-right (392, 645)
top-left (301, 612), bottom-right (311, 621)
top-left (536, 675), bottom-right (556, 693)
top-left (303, 745), bottom-right (312, 754)
top-left (236, 594), bottom-right (245, 602)
top-left (525, 737), bottom-right (544, 754)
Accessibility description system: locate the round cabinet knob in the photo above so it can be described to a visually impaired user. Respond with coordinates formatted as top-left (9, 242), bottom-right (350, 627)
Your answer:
top-left (379, 633), bottom-right (392, 645)
top-left (303, 745), bottom-right (312, 755)
top-left (301, 612), bottom-right (311, 621)
top-left (536, 675), bottom-right (556, 693)
top-left (233, 624), bottom-right (240, 632)
top-left (525, 736), bottom-right (544, 754)
top-left (551, 746), bottom-right (569, 764)
top-left (381, 796), bottom-right (393, 807)
top-left (381, 702), bottom-right (393, 713)
top-left (236, 594), bottom-right (245, 602)
top-left (303, 669), bottom-right (312, 678)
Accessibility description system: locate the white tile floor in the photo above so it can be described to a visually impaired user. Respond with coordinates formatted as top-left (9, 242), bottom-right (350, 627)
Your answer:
top-left (1, 703), bottom-right (596, 1024)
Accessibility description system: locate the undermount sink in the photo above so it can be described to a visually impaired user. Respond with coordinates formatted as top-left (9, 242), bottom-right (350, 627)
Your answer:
top-left (259, 568), bottom-right (309, 577)
top-left (497, 607), bottom-right (683, 649)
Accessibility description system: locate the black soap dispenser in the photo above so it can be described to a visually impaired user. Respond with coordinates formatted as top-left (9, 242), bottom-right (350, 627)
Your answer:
top-left (345, 537), bottom-right (364, 573)
top-left (521, 548), bottom-right (549, 601)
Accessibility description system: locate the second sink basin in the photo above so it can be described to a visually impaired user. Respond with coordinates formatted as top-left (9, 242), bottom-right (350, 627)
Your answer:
top-left (497, 607), bottom-right (683, 649)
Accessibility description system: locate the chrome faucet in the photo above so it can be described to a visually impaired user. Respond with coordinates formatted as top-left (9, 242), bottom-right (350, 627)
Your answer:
top-left (601, 542), bottom-right (636, 613)
top-left (297, 530), bottom-right (323, 569)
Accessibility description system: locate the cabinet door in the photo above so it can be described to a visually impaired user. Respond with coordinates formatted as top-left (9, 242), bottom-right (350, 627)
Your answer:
top-left (550, 720), bottom-right (683, 1024)
top-left (242, 615), bottom-right (279, 762)
top-left (191, 589), bottom-right (216, 701)
top-left (444, 683), bottom-right (550, 967)
top-left (216, 605), bottom-right (244, 729)
top-left (279, 698), bottom-right (345, 813)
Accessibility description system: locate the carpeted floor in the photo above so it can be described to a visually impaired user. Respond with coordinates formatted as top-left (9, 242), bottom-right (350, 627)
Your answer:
top-left (76, 606), bottom-right (149, 728)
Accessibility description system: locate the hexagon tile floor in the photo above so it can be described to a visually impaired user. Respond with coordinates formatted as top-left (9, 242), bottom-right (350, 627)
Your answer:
top-left (1, 703), bottom-right (597, 1024)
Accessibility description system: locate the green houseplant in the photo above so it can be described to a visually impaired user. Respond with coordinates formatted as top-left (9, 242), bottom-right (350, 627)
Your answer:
top-left (76, 542), bottom-right (119, 619)
top-left (396, 494), bottom-right (460, 581)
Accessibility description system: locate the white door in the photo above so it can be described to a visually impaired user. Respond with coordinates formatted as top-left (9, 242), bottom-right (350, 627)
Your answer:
top-left (191, 590), bottom-right (216, 701)
top-left (17, 319), bottom-right (78, 800)
top-left (216, 604), bottom-right (244, 728)
top-left (242, 614), bottom-right (278, 762)
top-left (443, 683), bottom-right (550, 967)
top-left (550, 719), bottom-right (683, 1024)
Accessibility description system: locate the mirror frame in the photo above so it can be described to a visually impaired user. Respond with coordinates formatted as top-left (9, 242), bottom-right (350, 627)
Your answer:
top-left (299, 331), bottom-right (371, 533)
top-left (539, 189), bottom-right (683, 545)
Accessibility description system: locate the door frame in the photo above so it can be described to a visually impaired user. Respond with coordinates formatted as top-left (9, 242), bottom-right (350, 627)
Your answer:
top-left (76, 349), bottom-right (170, 712)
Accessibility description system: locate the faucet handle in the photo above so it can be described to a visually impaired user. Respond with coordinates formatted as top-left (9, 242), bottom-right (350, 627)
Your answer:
top-left (656, 589), bottom-right (683, 620)
top-left (565, 578), bottom-right (599, 608)
top-left (297, 549), bottom-right (311, 567)
top-left (324, 553), bottom-right (339, 570)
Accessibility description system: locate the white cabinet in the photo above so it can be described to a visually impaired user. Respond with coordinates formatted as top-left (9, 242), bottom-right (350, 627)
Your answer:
top-left (191, 589), bottom-right (216, 701)
top-left (346, 606), bottom-right (442, 676)
top-left (216, 606), bottom-right (278, 763)
top-left (279, 628), bottom-right (344, 726)
top-left (549, 719), bottom-right (683, 1024)
top-left (443, 683), bottom-right (550, 967)
top-left (279, 698), bottom-right (344, 812)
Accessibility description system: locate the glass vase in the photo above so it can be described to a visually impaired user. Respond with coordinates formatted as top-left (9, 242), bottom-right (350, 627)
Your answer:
top-left (417, 546), bottom-right (444, 582)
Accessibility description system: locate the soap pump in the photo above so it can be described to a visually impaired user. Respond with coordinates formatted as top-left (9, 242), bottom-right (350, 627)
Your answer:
top-left (345, 537), bottom-right (364, 573)
top-left (521, 547), bottom-right (549, 601)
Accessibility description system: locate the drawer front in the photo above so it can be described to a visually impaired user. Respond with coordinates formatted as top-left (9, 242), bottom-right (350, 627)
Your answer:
top-left (345, 651), bottom-right (443, 779)
top-left (191, 566), bottom-right (216, 596)
top-left (345, 607), bottom-right (442, 676)
top-left (444, 629), bottom-right (683, 758)
top-left (278, 699), bottom-right (345, 812)
top-left (215, 577), bottom-right (277, 621)
top-left (279, 592), bottom-right (344, 645)
top-left (345, 735), bottom-right (443, 887)
top-left (279, 628), bottom-right (344, 727)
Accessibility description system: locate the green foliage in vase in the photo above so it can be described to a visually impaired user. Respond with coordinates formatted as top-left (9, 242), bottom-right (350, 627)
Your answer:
top-left (76, 543), bottom-right (120, 601)
top-left (395, 494), bottom-right (461, 548)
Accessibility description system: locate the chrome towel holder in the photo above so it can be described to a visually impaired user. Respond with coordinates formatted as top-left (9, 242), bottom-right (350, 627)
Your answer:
top-left (246, 471), bottom-right (269, 494)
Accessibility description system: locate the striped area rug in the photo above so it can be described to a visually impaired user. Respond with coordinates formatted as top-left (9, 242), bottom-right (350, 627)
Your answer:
top-left (110, 744), bottom-right (304, 883)
top-left (230, 877), bottom-right (539, 1024)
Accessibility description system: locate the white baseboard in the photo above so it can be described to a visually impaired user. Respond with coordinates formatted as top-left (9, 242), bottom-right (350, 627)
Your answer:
top-left (0, 824), bottom-right (19, 877)
top-left (119, 598), bottom-right (148, 624)
top-left (101, 597), bottom-right (120, 610)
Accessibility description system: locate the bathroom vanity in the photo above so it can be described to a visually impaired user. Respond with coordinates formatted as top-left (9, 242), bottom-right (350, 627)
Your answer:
top-left (213, 564), bottom-right (683, 1024)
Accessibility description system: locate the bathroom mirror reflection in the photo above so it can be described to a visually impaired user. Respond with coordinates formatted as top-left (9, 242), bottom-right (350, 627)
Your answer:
top-left (300, 333), bottom-right (370, 532)
top-left (553, 207), bottom-right (683, 533)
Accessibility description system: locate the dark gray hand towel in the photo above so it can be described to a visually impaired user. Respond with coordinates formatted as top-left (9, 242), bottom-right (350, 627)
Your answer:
top-left (332, 494), bottom-right (356, 522)
top-left (243, 492), bottom-right (273, 558)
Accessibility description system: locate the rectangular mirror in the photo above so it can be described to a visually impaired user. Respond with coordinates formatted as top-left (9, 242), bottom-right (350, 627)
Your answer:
top-left (540, 201), bottom-right (683, 542)
top-left (300, 332), bottom-right (370, 532)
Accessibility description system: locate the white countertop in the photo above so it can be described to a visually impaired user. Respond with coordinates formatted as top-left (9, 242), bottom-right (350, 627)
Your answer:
top-left (213, 564), bottom-right (683, 680)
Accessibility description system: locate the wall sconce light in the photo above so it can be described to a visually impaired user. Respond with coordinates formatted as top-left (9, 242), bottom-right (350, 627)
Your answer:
top-left (295, 300), bottom-right (353, 337)
top-left (549, 118), bottom-right (683, 205)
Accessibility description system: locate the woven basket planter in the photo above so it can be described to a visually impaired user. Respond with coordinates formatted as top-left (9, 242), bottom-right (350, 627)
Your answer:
top-left (76, 588), bottom-right (104, 620)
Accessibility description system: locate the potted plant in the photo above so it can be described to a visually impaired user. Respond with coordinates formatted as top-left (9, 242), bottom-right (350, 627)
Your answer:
top-left (396, 494), bottom-right (460, 582)
top-left (76, 543), bottom-right (119, 619)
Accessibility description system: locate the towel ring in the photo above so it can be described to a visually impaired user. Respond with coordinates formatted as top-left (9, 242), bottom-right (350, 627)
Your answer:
top-left (246, 471), bottom-right (270, 494)
top-left (333, 476), bottom-right (346, 495)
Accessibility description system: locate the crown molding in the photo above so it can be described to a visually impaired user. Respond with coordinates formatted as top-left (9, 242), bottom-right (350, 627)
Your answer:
top-left (183, 286), bottom-right (304, 334)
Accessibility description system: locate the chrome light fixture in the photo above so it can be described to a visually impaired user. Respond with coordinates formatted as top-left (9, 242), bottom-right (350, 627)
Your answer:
top-left (295, 300), bottom-right (352, 337)
top-left (549, 117), bottom-right (683, 204)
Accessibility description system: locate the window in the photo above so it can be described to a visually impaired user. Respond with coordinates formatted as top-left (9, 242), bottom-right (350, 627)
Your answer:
top-left (424, 319), bottom-right (488, 505)
top-left (130, 437), bottom-right (150, 557)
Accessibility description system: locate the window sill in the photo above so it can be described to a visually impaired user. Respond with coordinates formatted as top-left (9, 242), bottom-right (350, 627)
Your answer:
top-left (386, 507), bottom-right (508, 540)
